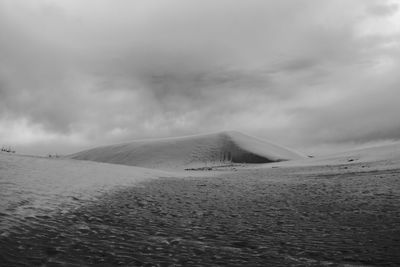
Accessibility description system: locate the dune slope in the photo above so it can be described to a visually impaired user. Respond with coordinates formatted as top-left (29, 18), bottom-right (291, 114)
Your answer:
top-left (272, 141), bottom-right (400, 170)
top-left (69, 131), bottom-right (304, 170)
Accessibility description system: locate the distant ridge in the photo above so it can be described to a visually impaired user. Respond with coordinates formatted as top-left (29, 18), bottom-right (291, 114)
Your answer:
top-left (69, 131), bottom-right (305, 170)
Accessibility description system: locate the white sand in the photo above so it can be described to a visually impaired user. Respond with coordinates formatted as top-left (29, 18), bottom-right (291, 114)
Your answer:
top-left (69, 131), bottom-right (305, 170)
top-left (0, 152), bottom-right (171, 231)
top-left (263, 141), bottom-right (400, 171)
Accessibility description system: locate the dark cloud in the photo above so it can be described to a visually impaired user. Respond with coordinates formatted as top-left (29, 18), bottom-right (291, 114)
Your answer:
top-left (0, 0), bottom-right (400, 155)
top-left (367, 3), bottom-right (399, 17)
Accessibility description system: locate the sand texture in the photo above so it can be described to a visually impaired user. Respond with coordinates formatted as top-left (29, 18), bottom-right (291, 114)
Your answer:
top-left (1, 159), bottom-right (399, 266)
top-left (70, 131), bottom-right (305, 170)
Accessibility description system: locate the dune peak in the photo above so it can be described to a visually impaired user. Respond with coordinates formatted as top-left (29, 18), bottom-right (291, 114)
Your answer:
top-left (69, 131), bottom-right (304, 170)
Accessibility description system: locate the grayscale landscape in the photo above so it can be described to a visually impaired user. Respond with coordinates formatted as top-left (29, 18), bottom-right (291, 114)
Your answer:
top-left (1, 0), bottom-right (400, 266)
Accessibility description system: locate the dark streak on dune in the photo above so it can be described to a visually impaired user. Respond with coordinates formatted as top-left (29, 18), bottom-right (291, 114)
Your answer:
top-left (221, 135), bottom-right (274, 163)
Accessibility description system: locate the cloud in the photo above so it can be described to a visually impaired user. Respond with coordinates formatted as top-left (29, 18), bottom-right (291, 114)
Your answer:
top-left (0, 0), bottom-right (400, 155)
top-left (367, 2), bottom-right (399, 17)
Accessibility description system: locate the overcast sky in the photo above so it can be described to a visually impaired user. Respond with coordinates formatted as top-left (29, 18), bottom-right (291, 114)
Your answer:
top-left (1, 0), bottom-right (400, 155)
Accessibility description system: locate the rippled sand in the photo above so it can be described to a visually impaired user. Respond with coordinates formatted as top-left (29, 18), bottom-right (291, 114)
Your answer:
top-left (0, 153), bottom-right (168, 233)
top-left (1, 154), bottom-right (400, 266)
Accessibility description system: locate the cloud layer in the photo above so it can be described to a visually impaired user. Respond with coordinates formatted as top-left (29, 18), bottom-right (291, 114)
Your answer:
top-left (1, 0), bottom-right (400, 155)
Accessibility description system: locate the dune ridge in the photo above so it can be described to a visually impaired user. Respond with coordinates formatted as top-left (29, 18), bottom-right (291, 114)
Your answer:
top-left (69, 131), bottom-right (304, 170)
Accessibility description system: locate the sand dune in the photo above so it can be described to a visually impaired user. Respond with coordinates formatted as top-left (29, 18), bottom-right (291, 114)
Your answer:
top-left (69, 131), bottom-right (304, 170)
top-left (271, 141), bottom-right (400, 170)
top-left (327, 142), bottom-right (400, 162)
top-left (2, 137), bottom-right (400, 266)
top-left (3, 150), bottom-right (400, 266)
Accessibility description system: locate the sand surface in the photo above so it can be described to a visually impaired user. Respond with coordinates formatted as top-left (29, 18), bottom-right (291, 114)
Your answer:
top-left (1, 155), bottom-right (399, 266)
top-left (70, 131), bottom-right (304, 170)
top-left (0, 153), bottom-right (171, 233)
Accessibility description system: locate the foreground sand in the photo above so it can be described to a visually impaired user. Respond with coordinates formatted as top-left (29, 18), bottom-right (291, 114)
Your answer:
top-left (1, 159), bottom-right (399, 266)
